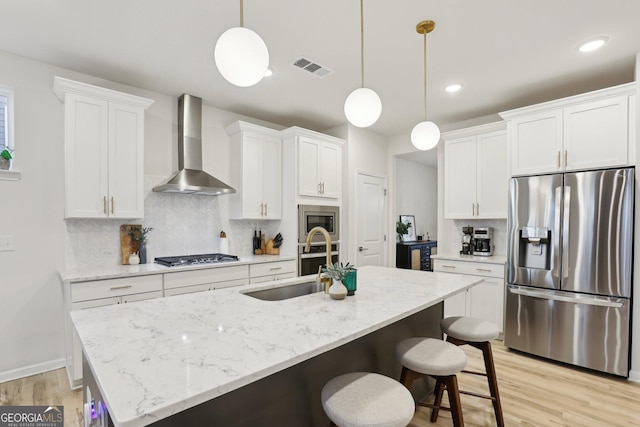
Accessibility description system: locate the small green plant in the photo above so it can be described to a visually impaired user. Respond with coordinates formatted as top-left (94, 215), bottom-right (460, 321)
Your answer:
top-left (129, 226), bottom-right (154, 242)
top-left (396, 220), bottom-right (412, 239)
top-left (1, 148), bottom-right (14, 160)
top-left (324, 262), bottom-right (356, 282)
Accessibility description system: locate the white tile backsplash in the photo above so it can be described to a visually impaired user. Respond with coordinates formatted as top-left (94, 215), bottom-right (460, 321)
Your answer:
top-left (65, 175), bottom-right (280, 268)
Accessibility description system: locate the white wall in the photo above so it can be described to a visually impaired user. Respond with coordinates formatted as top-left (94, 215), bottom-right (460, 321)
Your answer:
top-left (395, 158), bottom-right (437, 241)
top-left (0, 50), bottom-right (287, 382)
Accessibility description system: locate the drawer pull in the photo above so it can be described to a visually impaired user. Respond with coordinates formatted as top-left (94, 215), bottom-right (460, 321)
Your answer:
top-left (269, 267), bottom-right (283, 271)
top-left (442, 265), bottom-right (456, 268)
top-left (476, 268), bottom-right (492, 272)
top-left (110, 285), bottom-right (133, 290)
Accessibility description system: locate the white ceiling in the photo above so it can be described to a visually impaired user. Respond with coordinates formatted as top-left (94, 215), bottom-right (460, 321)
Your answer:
top-left (1, 0), bottom-right (640, 144)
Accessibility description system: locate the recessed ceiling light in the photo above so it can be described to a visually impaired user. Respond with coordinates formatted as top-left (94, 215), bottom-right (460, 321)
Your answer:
top-left (445, 83), bottom-right (463, 93)
top-left (264, 67), bottom-right (274, 77)
top-left (578, 37), bottom-right (609, 53)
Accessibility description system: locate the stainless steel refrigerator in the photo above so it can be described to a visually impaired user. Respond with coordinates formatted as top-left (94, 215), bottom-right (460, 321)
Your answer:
top-left (505, 167), bottom-right (634, 377)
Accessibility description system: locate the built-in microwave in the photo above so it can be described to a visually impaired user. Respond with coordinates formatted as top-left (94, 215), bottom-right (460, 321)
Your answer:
top-left (298, 204), bottom-right (340, 244)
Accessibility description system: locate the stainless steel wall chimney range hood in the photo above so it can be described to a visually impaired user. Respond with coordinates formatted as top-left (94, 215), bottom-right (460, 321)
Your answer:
top-left (152, 94), bottom-right (235, 195)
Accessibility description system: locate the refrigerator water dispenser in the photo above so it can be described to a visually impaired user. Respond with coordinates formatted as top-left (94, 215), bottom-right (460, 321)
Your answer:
top-left (518, 226), bottom-right (550, 270)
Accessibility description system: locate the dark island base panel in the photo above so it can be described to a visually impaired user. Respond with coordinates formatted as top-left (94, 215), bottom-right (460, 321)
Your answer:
top-left (85, 304), bottom-right (443, 427)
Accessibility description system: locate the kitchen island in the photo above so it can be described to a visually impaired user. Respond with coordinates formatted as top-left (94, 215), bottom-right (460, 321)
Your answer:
top-left (72, 265), bottom-right (483, 427)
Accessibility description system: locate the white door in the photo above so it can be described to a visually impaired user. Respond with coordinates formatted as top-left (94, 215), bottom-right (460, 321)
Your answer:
top-left (444, 136), bottom-right (477, 218)
top-left (476, 130), bottom-right (508, 219)
top-left (356, 173), bottom-right (386, 267)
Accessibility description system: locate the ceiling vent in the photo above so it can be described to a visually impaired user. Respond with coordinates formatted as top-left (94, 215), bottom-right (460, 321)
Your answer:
top-left (293, 57), bottom-right (334, 78)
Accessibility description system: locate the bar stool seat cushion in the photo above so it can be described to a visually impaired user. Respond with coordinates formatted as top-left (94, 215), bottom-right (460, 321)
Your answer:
top-left (321, 372), bottom-right (414, 427)
top-left (440, 316), bottom-right (499, 342)
top-left (396, 337), bottom-right (467, 376)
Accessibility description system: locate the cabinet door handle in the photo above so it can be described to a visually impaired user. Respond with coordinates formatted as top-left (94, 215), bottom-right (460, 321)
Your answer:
top-left (472, 203), bottom-right (475, 216)
top-left (264, 203), bottom-right (268, 216)
top-left (557, 151), bottom-right (561, 168)
top-left (318, 183), bottom-right (322, 194)
top-left (564, 150), bottom-right (568, 167)
top-left (111, 197), bottom-right (115, 214)
top-left (110, 285), bottom-right (133, 290)
top-left (476, 203), bottom-right (479, 216)
top-left (103, 196), bottom-right (107, 214)
top-left (260, 203), bottom-right (264, 216)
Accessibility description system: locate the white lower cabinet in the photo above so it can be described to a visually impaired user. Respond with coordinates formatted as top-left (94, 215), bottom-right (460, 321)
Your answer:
top-left (163, 265), bottom-right (249, 296)
top-left (249, 260), bottom-right (297, 284)
top-left (67, 275), bottom-right (163, 388)
top-left (433, 259), bottom-right (505, 335)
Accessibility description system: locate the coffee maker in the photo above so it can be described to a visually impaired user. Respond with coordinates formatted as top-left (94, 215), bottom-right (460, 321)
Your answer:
top-left (460, 226), bottom-right (474, 255)
top-left (473, 227), bottom-right (493, 256)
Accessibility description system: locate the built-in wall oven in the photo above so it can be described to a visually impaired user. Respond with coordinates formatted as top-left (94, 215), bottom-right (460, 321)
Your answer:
top-left (298, 205), bottom-right (340, 276)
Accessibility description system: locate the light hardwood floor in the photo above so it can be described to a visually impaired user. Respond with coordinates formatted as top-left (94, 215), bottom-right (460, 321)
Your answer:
top-left (1, 342), bottom-right (639, 427)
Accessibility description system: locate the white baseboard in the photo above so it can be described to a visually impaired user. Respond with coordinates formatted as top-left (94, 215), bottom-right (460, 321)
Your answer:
top-left (0, 358), bottom-right (65, 384)
top-left (628, 369), bottom-right (640, 383)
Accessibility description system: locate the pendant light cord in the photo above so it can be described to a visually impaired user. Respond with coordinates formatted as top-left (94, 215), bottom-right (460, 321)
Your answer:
top-left (240, 0), bottom-right (244, 27)
top-left (360, 0), bottom-right (365, 88)
top-left (423, 31), bottom-right (427, 120)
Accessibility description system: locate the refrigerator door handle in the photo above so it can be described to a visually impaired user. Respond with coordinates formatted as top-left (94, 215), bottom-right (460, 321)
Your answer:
top-left (562, 185), bottom-right (570, 279)
top-left (552, 186), bottom-right (562, 279)
top-left (508, 286), bottom-right (623, 308)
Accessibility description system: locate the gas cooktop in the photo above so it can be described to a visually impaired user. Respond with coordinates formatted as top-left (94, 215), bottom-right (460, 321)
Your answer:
top-left (154, 253), bottom-right (240, 267)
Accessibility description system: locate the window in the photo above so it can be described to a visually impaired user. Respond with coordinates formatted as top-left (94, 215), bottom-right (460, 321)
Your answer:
top-left (0, 85), bottom-right (14, 155)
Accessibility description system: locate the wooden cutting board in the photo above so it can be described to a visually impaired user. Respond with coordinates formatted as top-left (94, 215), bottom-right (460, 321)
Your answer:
top-left (120, 224), bottom-right (141, 265)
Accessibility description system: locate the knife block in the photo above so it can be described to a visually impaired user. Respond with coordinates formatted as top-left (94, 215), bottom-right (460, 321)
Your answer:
top-left (265, 239), bottom-right (280, 255)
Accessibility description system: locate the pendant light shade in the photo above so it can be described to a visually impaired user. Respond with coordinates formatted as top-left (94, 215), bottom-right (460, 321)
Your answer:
top-left (411, 20), bottom-right (440, 151)
top-left (411, 120), bottom-right (440, 150)
top-left (344, 87), bottom-right (382, 128)
top-left (214, 1), bottom-right (269, 87)
top-left (344, 0), bottom-right (382, 127)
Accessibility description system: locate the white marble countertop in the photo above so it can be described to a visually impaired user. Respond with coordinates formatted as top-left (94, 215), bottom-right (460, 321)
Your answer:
top-left (59, 254), bottom-right (296, 283)
top-left (431, 253), bottom-right (507, 265)
top-left (71, 266), bottom-right (482, 427)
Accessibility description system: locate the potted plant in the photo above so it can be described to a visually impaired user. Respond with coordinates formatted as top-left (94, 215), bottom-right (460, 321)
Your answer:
top-left (396, 220), bottom-right (412, 242)
top-left (128, 226), bottom-right (154, 264)
top-left (324, 262), bottom-right (356, 299)
top-left (0, 147), bottom-right (13, 170)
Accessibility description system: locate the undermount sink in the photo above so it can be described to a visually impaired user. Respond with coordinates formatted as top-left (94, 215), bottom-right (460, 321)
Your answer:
top-left (243, 281), bottom-right (324, 301)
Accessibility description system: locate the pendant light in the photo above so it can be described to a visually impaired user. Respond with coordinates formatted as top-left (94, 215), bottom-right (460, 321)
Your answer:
top-left (344, 0), bottom-right (382, 128)
top-left (411, 20), bottom-right (440, 151)
top-left (214, 0), bottom-right (269, 87)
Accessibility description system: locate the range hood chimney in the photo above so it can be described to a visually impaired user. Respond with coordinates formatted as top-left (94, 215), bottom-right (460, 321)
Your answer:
top-left (152, 94), bottom-right (235, 195)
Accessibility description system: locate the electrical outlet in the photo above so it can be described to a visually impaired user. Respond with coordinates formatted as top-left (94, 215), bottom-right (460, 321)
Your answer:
top-left (0, 235), bottom-right (15, 251)
top-left (100, 247), bottom-right (115, 257)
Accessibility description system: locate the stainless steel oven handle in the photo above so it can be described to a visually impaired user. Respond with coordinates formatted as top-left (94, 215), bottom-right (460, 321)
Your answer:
top-left (300, 251), bottom-right (339, 259)
top-left (508, 286), bottom-right (623, 308)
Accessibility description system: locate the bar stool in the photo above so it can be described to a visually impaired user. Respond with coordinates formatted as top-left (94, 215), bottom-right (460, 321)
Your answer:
top-left (396, 337), bottom-right (467, 427)
top-left (440, 316), bottom-right (504, 427)
top-left (321, 372), bottom-right (415, 427)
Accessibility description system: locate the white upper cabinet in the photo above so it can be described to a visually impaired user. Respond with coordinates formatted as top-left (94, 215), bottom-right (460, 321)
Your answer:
top-left (54, 76), bottom-right (154, 219)
top-left (501, 83), bottom-right (635, 176)
top-left (444, 122), bottom-right (508, 219)
top-left (226, 121), bottom-right (282, 220)
top-left (282, 127), bottom-right (343, 200)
